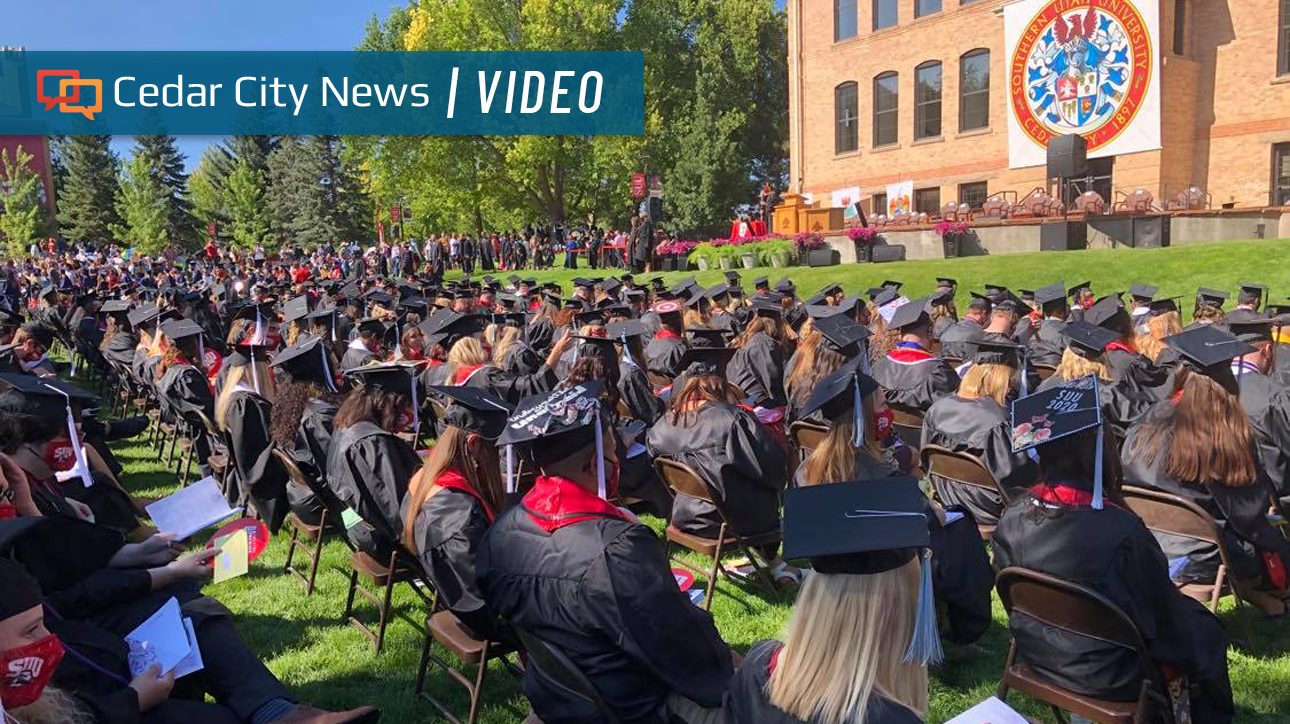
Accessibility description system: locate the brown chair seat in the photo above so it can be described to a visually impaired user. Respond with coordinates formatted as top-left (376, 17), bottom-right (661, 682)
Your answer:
top-left (665, 525), bottom-right (782, 559)
top-left (428, 610), bottom-right (488, 664)
top-left (349, 550), bottom-right (413, 587)
top-left (1003, 662), bottom-right (1140, 723)
top-left (288, 511), bottom-right (324, 541)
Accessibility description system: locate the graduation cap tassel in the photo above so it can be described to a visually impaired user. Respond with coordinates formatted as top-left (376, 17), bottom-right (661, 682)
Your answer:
top-left (252, 310), bottom-right (265, 345)
top-left (620, 334), bottom-right (637, 368)
top-left (505, 444), bottom-right (515, 494)
top-left (47, 385), bottom-right (94, 489)
top-left (593, 406), bottom-right (606, 500)
top-left (249, 345), bottom-right (261, 395)
top-left (318, 346), bottom-right (339, 394)
top-left (1091, 422), bottom-right (1105, 510)
top-left (902, 549), bottom-right (943, 666)
top-left (852, 378), bottom-right (864, 447)
top-left (1018, 347), bottom-right (1029, 398)
top-left (410, 375), bottom-right (420, 435)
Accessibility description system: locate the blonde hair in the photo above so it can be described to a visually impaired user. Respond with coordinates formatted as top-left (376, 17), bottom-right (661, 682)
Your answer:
top-left (447, 336), bottom-right (490, 378)
top-left (958, 363), bottom-right (1012, 406)
top-left (215, 361), bottom-right (276, 430)
top-left (799, 411), bottom-right (884, 486)
top-left (1134, 311), bottom-right (1182, 363)
top-left (1053, 346), bottom-right (1112, 382)
top-left (491, 325), bottom-right (521, 367)
top-left (766, 562), bottom-right (928, 723)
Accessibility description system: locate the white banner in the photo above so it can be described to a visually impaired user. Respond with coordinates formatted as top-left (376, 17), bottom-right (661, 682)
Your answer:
top-left (1005, 0), bottom-right (1161, 169)
top-left (885, 181), bottom-right (913, 216)
top-left (831, 186), bottom-right (861, 221)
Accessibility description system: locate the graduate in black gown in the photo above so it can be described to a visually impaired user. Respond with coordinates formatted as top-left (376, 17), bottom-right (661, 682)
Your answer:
top-left (270, 336), bottom-right (346, 527)
top-left (727, 299), bottom-right (790, 408)
top-left (400, 386), bottom-right (512, 643)
top-left (99, 299), bottom-right (139, 369)
top-left (871, 297), bottom-right (960, 414)
top-left (921, 341), bottom-right (1038, 526)
top-left (936, 292), bottom-right (989, 362)
top-left (326, 363), bottom-right (424, 562)
top-left (1035, 321), bottom-right (1156, 439)
top-left (724, 481), bottom-right (937, 724)
top-left (341, 318), bottom-right (385, 371)
top-left (215, 342), bottom-right (289, 531)
top-left (1224, 311), bottom-right (1290, 501)
top-left (155, 319), bottom-right (218, 478)
top-left (607, 320), bottom-right (665, 425)
top-left (643, 300), bottom-right (689, 381)
top-left (993, 378), bottom-right (1233, 722)
top-left (1025, 281), bottom-right (1071, 367)
top-left (795, 360), bottom-right (993, 646)
top-left (1082, 293), bottom-right (1171, 398)
top-left (479, 382), bottom-right (734, 724)
top-left (1121, 325), bottom-right (1290, 615)
top-left (442, 331), bottom-right (568, 405)
top-left (786, 314), bottom-right (870, 423)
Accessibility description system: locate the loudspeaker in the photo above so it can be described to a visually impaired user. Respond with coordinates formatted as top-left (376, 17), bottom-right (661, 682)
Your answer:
top-left (1088, 217), bottom-right (1132, 247)
top-left (1046, 134), bottom-right (1088, 179)
top-left (806, 249), bottom-right (840, 267)
top-left (1132, 215), bottom-right (1170, 248)
top-left (870, 245), bottom-right (907, 263)
top-left (1040, 220), bottom-right (1087, 251)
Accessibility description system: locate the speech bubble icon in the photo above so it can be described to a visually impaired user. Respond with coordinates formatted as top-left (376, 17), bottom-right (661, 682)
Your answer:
top-left (59, 78), bottom-right (103, 121)
top-left (36, 69), bottom-right (81, 110)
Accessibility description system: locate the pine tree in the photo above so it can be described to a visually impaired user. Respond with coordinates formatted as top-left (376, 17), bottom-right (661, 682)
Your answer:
top-left (111, 153), bottom-right (169, 253)
top-left (189, 146), bottom-right (234, 242)
top-left (226, 160), bottom-right (270, 250)
top-left (56, 135), bottom-right (122, 245)
top-left (133, 135), bottom-right (198, 248)
top-left (0, 146), bottom-right (43, 257)
top-left (267, 136), bottom-right (332, 245)
top-left (225, 136), bottom-right (275, 176)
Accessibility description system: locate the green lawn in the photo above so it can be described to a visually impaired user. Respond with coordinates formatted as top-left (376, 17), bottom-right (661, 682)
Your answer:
top-left (103, 238), bottom-right (1290, 723)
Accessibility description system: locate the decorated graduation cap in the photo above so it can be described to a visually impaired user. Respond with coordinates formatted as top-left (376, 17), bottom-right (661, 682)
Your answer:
top-left (781, 478), bottom-right (941, 664)
top-left (814, 314), bottom-right (871, 355)
top-left (271, 336), bottom-right (338, 392)
top-left (428, 385), bottom-right (513, 440)
top-left (1128, 283), bottom-right (1158, 303)
top-left (652, 300), bottom-right (682, 316)
top-left (499, 381), bottom-right (609, 497)
top-left (1011, 375), bottom-right (1105, 508)
top-left (1196, 287), bottom-right (1230, 308)
top-left (1061, 320), bottom-right (1118, 359)
top-left (888, 296), bottom-right (932, 332)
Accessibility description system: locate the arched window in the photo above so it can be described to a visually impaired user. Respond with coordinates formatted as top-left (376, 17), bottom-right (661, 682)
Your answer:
top-left (872, 72), bottom-right (898, 147)
top-left (835, 82), bottom-right (859, 154)
top-left (959, 49), bottom-right (990, 131)
top-left (914, 61), bottom-right (942, 140)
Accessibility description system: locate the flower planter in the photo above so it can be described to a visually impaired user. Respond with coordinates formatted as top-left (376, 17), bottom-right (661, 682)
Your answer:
top-left (854, 243), bottom-right (871, 263)
top-left (769, 251), bottom-right (789, 268)
top-left (718, 256), bottom-right (735, 271)
top-left (942, 235), bottom-right (961, 259)
top-left (695, 256), bottom-right (710, 271)
top-left (661, 256), bottom-right (677, 272)
top-left (740, 252), bottom-right (758, 269)
top-left (676, 255), bottom-right (690, 271)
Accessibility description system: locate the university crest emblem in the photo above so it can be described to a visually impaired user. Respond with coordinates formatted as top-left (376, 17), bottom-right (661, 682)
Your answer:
top-left (1009, 0), bottom-right (1152, 153)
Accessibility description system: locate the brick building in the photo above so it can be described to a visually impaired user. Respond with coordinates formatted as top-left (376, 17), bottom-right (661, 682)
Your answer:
top-left (786, 0), bottom-right (1290, 216)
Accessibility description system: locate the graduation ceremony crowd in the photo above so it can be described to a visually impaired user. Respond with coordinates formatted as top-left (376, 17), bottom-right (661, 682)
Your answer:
top-left (2, 238), bottom-right (1290, 724)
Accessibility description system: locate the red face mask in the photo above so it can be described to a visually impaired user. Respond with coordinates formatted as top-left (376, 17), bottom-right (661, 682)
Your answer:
top-left (1, 635), bottom-right (66, 708)
top-left (43, 440), bottom-right (76, 473)
top-left (873, 408), bottom-right (895, 441)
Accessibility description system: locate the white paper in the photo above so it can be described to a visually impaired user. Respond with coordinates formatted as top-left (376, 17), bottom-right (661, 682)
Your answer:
top-left (146, 476), bottom-right (241, 540)
top-left (170, 618), bottom-right (204, 679)
top-left (626, 442), bottom-right (648, 459)
top-left (945, 696), bottom-right (1030, 724)
top-left (944, 510), bottom-right (966, 526)
top-left (126, 598), bottom-right (191, 677)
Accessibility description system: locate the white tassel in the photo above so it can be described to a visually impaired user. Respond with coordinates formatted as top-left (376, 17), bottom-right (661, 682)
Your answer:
top-left (593, 407), bottom-right (606, 500)
top-left (852, 378), bottom-right (864, 446)
top-left (505, 444), bottom-right (515, 494)
top-left (1092, 422), bottom-right (1105, 510)
top-left (901, 550), bottom-right (943, 666)
top-left (249, 345), bottom-right (261, 395)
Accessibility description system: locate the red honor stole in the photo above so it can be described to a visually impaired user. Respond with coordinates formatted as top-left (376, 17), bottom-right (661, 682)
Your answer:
top-left (434, 469), bottom-right (495, 522)
top-left (522, 475), bottom-right (630, 533)
top-left (653, 329), bottom-right (680, 340)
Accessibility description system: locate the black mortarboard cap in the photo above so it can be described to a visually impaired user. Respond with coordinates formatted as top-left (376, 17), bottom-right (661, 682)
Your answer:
top-left (1083, 293), bottom-right (1126, 329)
top-left (1033, 282), bottom-right (1067, 306)
top-left (428, 385), bottom-right (513, 440)
top-left (127, 305), bottom-right (162, 327)
top-left (1147, 297), bottom-right (1181, 317)
top-left (872, 288), bottom-right (900, 308)
top-left (606, 320), bottom-right (648, 339)
top-left (797, 357), bottom-right (878, 422)
top-left (100, 299), bottom-right (131, 314)
top-left (774, 278), bottom-right (796, 294)
top-left (1128, 283), bottom-right (1158, 301)
top-left (356, 317), bottom-right (387, 337)
top-left (575, 309), bottom-right (607, 327)
top-left (676, 346), bottom-right (736, 377)
top-left (881, 280), bottom-right (902, 291)
top-left (814, 315), bottom-right (871, 354)
top-left (1061, 320), bottom-right (1117, 358)
top-left (1067, 281), bottom-right (1092, 298)
top-left (282, 295), bottom-right (310, 324)
top-left (346, 362), bottom-right (418, 397)
top-left (498, 381), bottom-right (606, 448)
top-left (781, 478), bottom-right (926, 574)
top-left (888, 296), bottom-right (931, 331)
top-left (724, 271), bottom-right (742, 285)
top-left (1224, 310), bottom-right (1274, 343)
top-left (271, 336), bottom-right (335, 388)
top-left (1164, 325), bottom-right (1254, 370)
top-left (936, 277), bottom-right (957, 290)
top-left (1196, 287), bottom-right (1230, 308)
top-left (753, 276), bottom-right (770, 289)
top-left (685, 327), bottom-right (730, 348)
top-left (160, 318), bottom-right (204, 341)
top-left (972, 340), bottom-right (1024, 368)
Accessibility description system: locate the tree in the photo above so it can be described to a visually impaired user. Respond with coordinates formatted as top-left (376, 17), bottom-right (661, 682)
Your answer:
top-left (226, 160), bottom-right (270, 250)
top-left (224, 135), bottom-right (275, 176)
top-left (0, 146), bottom-right (42, 256)
top-left (111, 153), bottom-right (169, 253)
top-left (189, 145), bottom-right (234, 240)
top-left (133, 135), bottom-right (198, 247)
top-left (56, 135), bottom-right (122, 245)
top-left (267, 136), bottom-right (333, 244)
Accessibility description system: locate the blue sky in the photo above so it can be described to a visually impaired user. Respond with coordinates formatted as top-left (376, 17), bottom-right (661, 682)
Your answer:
top-left (7, 0), bottom-right (405, 169)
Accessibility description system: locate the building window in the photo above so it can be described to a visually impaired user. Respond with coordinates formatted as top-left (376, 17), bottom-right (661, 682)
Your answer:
top-left (1280, 0), bottom-right (1290, 76)
top-left (873, 72), bottom-right (899, 147)
top-left (914, 187), bottom-right (941, 214)
top-left (915, 0), bottom-right (941, 18)
top-left (835, 0), bottom-right (858, 41)
top-left (958, 181), bottom-right (988, 209)
top-left (873, 0), bottom-right (897, 30)
top-left (873, 193), bottom-right (888, 217)
top-left (914, 61), bottom-right (942, 140)
top-left (835, 82), bottom-right (859, 154)
top-left (1173, 0), bottom-right (1186, 55)
top-left (959, 49), bottom-right (990, 131)
top-left (1275, 143), bottom-right (1290, 205)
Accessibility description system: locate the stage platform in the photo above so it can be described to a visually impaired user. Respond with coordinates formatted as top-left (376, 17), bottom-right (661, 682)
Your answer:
top-left (819, 207), bottom-right (1290, 263)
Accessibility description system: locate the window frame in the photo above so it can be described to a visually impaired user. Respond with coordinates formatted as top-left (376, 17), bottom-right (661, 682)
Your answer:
top-left (834, 81), bottom-right (860, 155)
top-left (914, 0), bottom-right (941, 19)
top-left (872, 71), bottom-right (900, 148)
top-left (1172, 0), bottom-right (1187, 55)
top-left (873, 193), bottom-right (889, 217)
top-left (914, 60), bottom-right (943, 141)
top-left (873, 0), bottom-right (898, 31)
top-left (1274, 143), bottom-right (1290, 206)
top-left (835, 0), bottom-right (858, 42)
top-left (914, 187), bottom-right (941, 215)
top-left (958, 181), bottom-right (988, 210)
top-left (1280, 0), bottom-right (1290, 76)
top-left (958, 49), bottom-right (990, 132)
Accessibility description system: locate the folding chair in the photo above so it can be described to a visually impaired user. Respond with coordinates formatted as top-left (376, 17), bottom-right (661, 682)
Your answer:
top-left (889, 406), bottom-right (924, 451)
top-left (653, 457), bottom-right (782, 611)
top-left (788, 420), bottom-right (828, 482)
top-left (920, 443), bottom-right (1011, 539)
top-left (1033, 363), bottom-right (1058, 381)
top-left (272, 448), bottom-right (331, 595)
top-left (414, 591), bottom-right (523, 724)
top-left (514, 627), bottom-right (621, 724)
top-left (195, 411), bottom-right (228, 485)
top-left (343, 544), bottom-right (430, 654)
top-left (996, 566), bottom-right (1177, 724)
top-left (1120, 485), bottom-right (1256, 643)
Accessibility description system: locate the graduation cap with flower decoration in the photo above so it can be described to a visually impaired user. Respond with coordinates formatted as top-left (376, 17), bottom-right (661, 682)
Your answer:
top-left (1010, 375), bottom-right (1104, 507)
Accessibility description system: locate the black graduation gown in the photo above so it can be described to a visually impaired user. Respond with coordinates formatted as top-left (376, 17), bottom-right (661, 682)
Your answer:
top-left (646, 402), bottom-right (787, 539)
top-left (644, 333), bottom-right (688, 380)
top-left (1105, 347), bottom-right (1172, 399)
top-left (618, 359), bottom-right (665, 425)
top-left (1236, 370), bottom-right (1290, 499)
top-left (477, 496), bottom-right (733, 724)
top-left (325, 420), bottom-right (422, 560)
top-left (710, 310), bottom-right (740, 336)
top-left (723, 640), bottom-right (925, 724)
top-left (932, 314), bottom-right (956, 342)
top-left (102, 331), bottom-right (138, 368)
top-left (937, 318), bottom-right (985, 361)
top-left (222, 389), bottom-right (289, 532)
top-left (528, 318), bottom-right (556, 354)
top-left (340, 344), bottom-right (376, 371)
top-left (501, 341), bottom-right (542, 376)
top-left (286, 398), bottom-right (342, 526)
top-left (459, 364), bottom-right (558, 406)
top-left (158, 363), bottom-right (216, 469)
top-left (728, 333), bottom-right (787, 407)
top-left (992, 491), bottom-right (1233, 721)
top-left (402, 485), bottom-right (505, 642)
top-left (921, 395), bottom-right (1038, 526)
top-left (1121, 402), bottom-right (1289, 584)
top-left (871, 347), bottom-right (960, 414)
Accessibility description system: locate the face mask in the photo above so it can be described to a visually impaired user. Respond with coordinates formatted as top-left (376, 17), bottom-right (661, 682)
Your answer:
top-left (43, 440), bottom-right (76, 473)
top-left (0, 635), bottom-right (65, 709)
top-left (874, 408), bottom-right (895, 441)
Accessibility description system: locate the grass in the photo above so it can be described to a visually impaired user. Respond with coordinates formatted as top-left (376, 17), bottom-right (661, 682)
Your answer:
top-left (97, 238), bottom-right (1290, 723)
